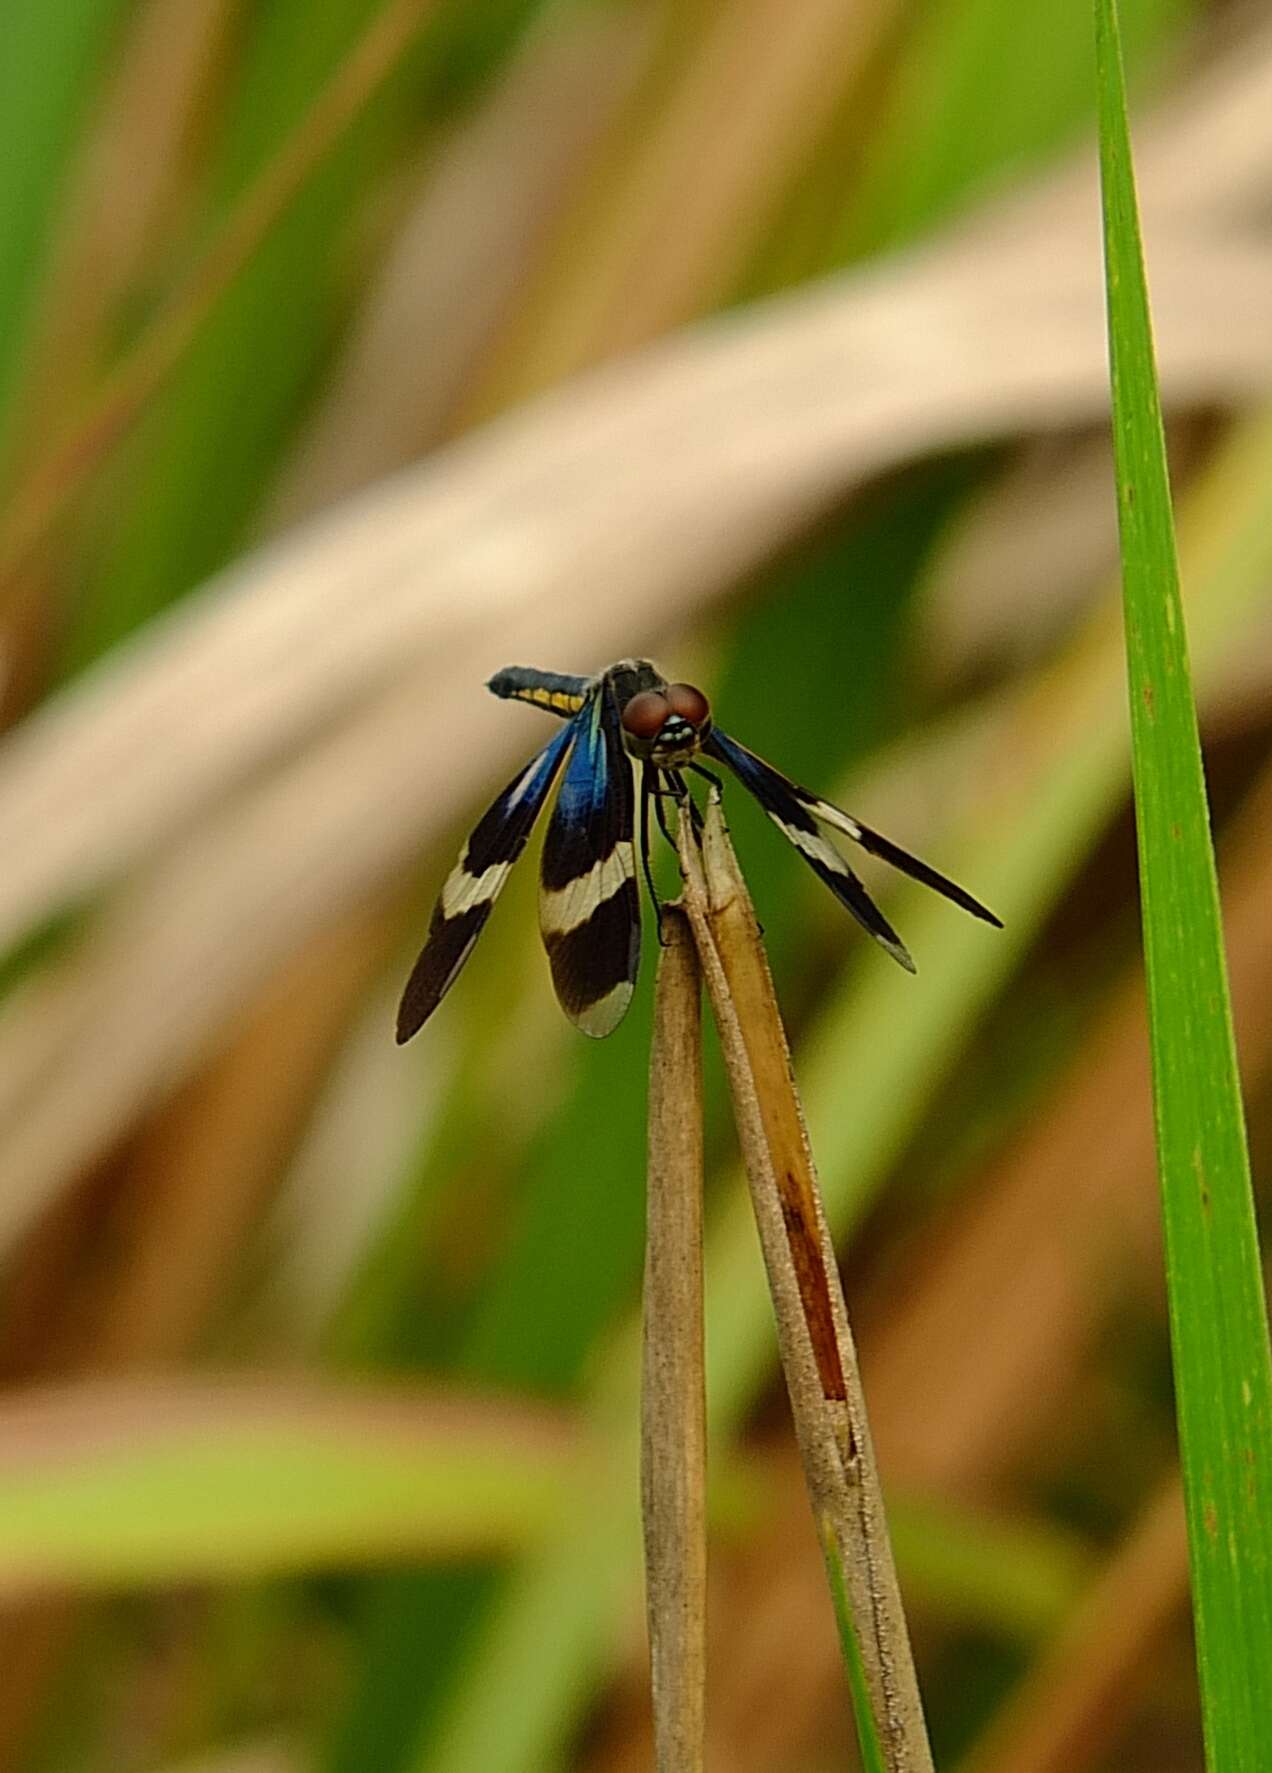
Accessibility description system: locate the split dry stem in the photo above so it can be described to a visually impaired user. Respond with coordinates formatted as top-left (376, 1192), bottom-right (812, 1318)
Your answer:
top-left (676, 797), bottom-right (932, 1773)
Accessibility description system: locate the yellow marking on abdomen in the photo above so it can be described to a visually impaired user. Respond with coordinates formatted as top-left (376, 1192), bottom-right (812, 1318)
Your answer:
top-left (514, 686), bottom-right (586, 713)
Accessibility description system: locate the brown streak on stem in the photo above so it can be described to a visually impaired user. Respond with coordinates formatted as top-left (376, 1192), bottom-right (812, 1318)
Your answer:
top-left (778, 1189), bottom-right (848, 1403)
top-left (690, 808), bottom-right (849, 1415)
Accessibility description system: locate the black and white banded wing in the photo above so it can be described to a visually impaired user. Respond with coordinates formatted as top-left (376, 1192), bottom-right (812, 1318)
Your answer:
top-left (539, 682), bottom-right (639, 1037)
top-left (704, 729), bottom-right (916, 969)
top-left (822, 810), bottom-right (1002, 925)
top-left (703, 729), bottom-right (1000, 969)
top-left (396, 719), bottom-right (577, 1043)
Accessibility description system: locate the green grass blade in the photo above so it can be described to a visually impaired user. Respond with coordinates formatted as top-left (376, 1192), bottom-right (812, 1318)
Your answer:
top-left (821, 1521), bottom-right (887, 1773)
top-left (0, 2), bottom-right (131, 462)
top-left (0, 1382), bottom-right (570, 1592)
top-left (1094, 4), bottom-right (1272, 1764)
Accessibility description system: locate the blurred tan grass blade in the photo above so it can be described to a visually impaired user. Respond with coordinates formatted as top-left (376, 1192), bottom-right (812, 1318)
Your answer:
top-left (1, 259), bottom-right (1271, 1266)
top-left (864, 756), bottom-right (1272, 1500)
top-left (944, 12), bottom-right (1272, 257)
top-left (960, 1478), bottom-right (1188, 1773)
top-left (464, 0), bottom-right (897, 413)
top-left (269, 2), bottom-right (652, 523)
top-left (642, 908), bottom-right (706, 1773)
top-left (5, 173), bottom-right (1272, 1259)
top-left (0, 665), bottom-right (478, 1251)
top-left (3, 222), bottom-right (1272, 958)
top-left (677, 800), bottom-right (931, 1773)
top-left (1100, 10), bottom-right (1272, 229)
top-left (259, 969), bottom-right (446, 1343)
top-left (919, 424), bottom-right (1269, 724)
top-left (88, 901), bottom-right (396, 1367)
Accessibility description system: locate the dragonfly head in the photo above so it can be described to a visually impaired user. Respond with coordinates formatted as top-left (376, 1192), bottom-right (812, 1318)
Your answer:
top-left (620, 681), bottom-right (712, 765)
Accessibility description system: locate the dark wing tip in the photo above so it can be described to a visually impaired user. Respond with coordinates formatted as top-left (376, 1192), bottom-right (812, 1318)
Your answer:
top-left (395, 929), bottom-right (467, 1044)
top-left (395, 991), bottom-right (426, 1044)
top-left (952, 890), bottom-right (1003, 928)
top-left (847, 819), bottom-right (1003, 931)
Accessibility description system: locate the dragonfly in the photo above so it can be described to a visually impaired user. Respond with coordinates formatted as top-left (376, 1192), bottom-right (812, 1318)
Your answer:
top-left (396, 660), bottom-right (1001, 1043)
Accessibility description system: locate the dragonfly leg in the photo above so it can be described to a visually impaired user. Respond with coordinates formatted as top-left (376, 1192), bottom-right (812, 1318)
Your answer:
top-left (639, 767), bottom-right (670, 943)
top-left (652, 781), bottom-right (679, 851)
top-left (687, 761), bottom-right (723, 796)
top-left (667, 768), bottom-right (704, 833)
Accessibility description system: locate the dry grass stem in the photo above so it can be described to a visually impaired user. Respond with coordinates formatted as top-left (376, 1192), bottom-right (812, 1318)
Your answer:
top-left (641, 907), bottom-right (706, 1773)
top-left (676, 800), bottom-right (931, 1773)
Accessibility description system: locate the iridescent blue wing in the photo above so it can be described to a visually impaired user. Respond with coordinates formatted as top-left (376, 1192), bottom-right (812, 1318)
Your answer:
top-left (539, 676), bottom-right (639, 1036)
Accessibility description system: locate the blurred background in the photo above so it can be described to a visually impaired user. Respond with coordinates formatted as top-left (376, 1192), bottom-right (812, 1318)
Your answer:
top-left (0, 1), bottom-right (1270, 1769)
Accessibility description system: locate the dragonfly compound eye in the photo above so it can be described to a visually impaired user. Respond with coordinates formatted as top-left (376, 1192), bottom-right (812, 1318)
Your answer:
top-left (664, 682), bottom-right (711, 729)
top-left (621, 689), bottom-right (672, 740)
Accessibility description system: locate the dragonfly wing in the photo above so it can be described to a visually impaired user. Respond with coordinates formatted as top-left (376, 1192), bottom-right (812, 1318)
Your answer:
top-left (704, 727), bottom-right (917, 970)
top-left (815, 806), bottom-right (1001, 926)
top-left (539, 679), bottom-right (639, 1036)
top-left (396, 717), bottom-right (577, 1042)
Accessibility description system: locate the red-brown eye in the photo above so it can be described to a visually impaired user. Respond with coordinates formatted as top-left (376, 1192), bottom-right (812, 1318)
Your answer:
top-left (665, 682), bottom-right (711, 728)
top-left (622, 689), bottom-right (671, 739)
